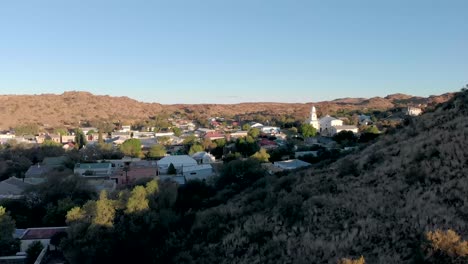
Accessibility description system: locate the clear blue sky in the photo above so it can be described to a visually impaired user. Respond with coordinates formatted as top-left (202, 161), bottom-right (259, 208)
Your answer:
top-left (0, 0), bottom-right (466, 104)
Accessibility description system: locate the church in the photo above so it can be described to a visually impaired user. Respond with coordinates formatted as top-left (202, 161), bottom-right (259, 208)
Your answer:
top-left (306, 106), bottom-right (358, 137)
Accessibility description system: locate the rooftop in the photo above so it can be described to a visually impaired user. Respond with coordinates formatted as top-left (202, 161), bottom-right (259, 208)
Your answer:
top-left (21, 227), bottom-right (68, 240)
top-left (74, 163), bottom-right (112, 170)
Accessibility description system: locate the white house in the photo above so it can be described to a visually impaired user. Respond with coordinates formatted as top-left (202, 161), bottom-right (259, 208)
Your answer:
top-left (319, 115), bottom-right (344, 136)
top-left (157, 155), bottom-right (198, 174)
top-left (120, 125), bottom-right (132, 132)
top-left (273, 159), bottom-right (311, 170)
top-left (261, 126), bottom-right (280, 135)
top-left (250, 122), bottom-right (264, 128)
top-left (331, 125), bottom-right (359, 136)
top-left (183, 164), bottom-right (214, 181)
top-left (404, 106), bottom-right (423, 116)
top-left (192, 152), bottom-right (216, 164)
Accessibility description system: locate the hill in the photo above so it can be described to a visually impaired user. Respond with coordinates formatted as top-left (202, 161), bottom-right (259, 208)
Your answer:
top-left (169, 89), bottom-right (468, 263)
top-left (0, 91), bottom-right (454, 129)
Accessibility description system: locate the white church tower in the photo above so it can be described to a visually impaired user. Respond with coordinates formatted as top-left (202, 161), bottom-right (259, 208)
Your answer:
top-left (308, 106), bottom-right (320, 130)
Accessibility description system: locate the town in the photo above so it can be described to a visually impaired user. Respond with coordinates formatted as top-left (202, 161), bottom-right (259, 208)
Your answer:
top-left (0, 104), bottom-right (425, 263)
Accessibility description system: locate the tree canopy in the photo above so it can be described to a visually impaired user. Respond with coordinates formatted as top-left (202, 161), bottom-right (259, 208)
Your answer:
top-left (120, 138), bottom-right (142, 158)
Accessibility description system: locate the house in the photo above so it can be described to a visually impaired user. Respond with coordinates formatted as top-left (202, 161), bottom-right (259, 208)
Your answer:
top-left (19, 227), bottom-right (68, 252)
top-left (229, 131), bottom-right (248, 139)
top-left (259, 139), bottom-right (278, 150)
top-left (273, 159), bottom-right (311, 170)
top-left (157, 155), bottom-right (198, 174)
top-left (192, 152), bottom-right (216, 164)
top-left (295, 151), bottom-right (318, 158)
top-left (404, 106), bottom-right (423, 116)
top-left (74, 163), bottom-right (112, 177)
top-left (110, 160), bottom-right (158, 185)
top-left (183, 164), bottom-right (214, 181)
top-left (158, 175), bottom-right (186, 185)
top-left (46, 134), bottom-right (61, 143)
top-left (331, 125), bottom-right (359, 136)
top-left (42, 156), bottom-right (69, 168)
top-left (358, 114), bottom-right (373, 125)
top-left (250, 122), bottom-right (263, 128)
top-left (319, 115), bottom-right (344, 136)
top-left (0, 177), bottom-right (33, 199)
top-left (261, 126), bottom-right (280, 135)
top-left (204, 132), bottom-right (225, 141)
top-left (80, 127), bottom-right (98, 136)
top-left (25, 164), bottom-right (52, 178)
top-left (0, 133), bottom-right (15, 140)
top-left (119, 125), bottom-right (131, 132)
top-left (61, 135), bottom-right (75, 143)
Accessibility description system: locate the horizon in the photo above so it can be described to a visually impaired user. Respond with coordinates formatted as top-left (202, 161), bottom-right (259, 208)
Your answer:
top-left (0, 89), bottom-right (456, 105)
top-left (0, 1), bottom-right (467, 104)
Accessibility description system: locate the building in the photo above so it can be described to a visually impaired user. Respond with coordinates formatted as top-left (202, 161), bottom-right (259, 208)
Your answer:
top-left (192, 152), bottom-right (216, 164)
top-left (157, 155), bottom-right (198, 174)
top-left (331, 125), bottom-right (359, 136)
top-left (74, 163), bottom-right (112, 177)
top-left (183, 164), bottom-right (214, 181)
top-left (0, 177), bottom-right (33, 200)
top-left (261, 126), bottom-right (280, 135)
top-left (308, 106), bottom-right (320, 130)
top-left (19, 227), bottom-right (68, 252)
top-left (273, 159), bottom-right (311, 170)
top-left (404, 106), bottom-right (423, 116)
top-left (110, 160), bottom-right (158, 185)
top-left (25, 164), bottom-right (52, 178)
top-left (358, 114), bottom-right (373, 125)
top-left (319, 115), bottom-right (344, 136)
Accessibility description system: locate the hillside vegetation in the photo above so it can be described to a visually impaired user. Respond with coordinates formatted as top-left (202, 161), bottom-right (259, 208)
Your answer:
top-left (0, 91), bottom-right (453, 129)
top-left (166, 89), bottom-right (468, 263)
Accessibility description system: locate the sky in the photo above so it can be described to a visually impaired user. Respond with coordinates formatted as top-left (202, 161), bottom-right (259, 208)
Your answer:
top-left (0, 0), bottom-right (466, 104)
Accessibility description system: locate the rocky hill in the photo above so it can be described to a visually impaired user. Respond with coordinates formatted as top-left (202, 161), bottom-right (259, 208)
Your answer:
top-left (0, 91), bottom-right (454, 129)
top-left (171, 89), bottom-right (468, 263)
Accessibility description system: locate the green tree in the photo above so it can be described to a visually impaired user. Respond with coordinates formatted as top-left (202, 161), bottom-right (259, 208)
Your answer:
top-left (0, 206), bottom-right (20, 256)
top-left (300, 124), bottom-right (317, 138)
top-left (167, 163), bottom-right (177, 175)
top-left (148, 144), bottom-right (166, 159)
top-left (42, 139), bottom-right (62, 148)
top-left (125, 186), bottom-right (149, 214)
top-left (74, 129), bottom-right (87, 149)
top-left (171, 127), bottom-right (182, 137)
top-left (189, 143), bottom-right (204, 155)
top-left (26, 241), bottom-right (44, 264)
top-left (248, 128), bottom-right (260, 138)
top-left (54, 127), bottom-right (68, 136)
top-left (157, 136), bottom-right (171, 146)
top-left (251, 148), bottom-right (270, 163)
top-left (120, 138), bottom-right (142, 158)
top-left (14, 124), bottom-right (39, 136)
top-left (242, 124), bottom-right (251, 131)
top-left (364, 125), bottom-right (380, 134)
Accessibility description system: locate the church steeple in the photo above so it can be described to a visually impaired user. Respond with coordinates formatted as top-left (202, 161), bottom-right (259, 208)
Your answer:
top-left (308, 105), bottom-right (320, 130)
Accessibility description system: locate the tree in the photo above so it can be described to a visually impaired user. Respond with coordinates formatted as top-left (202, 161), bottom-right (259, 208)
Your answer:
top-left (148, 144), bottom-right (166, 159)
top-left (26, 241), bottom-right (44, 264)
top-left (300, 124), bottom-right (317, 138)
top-left (120, 138), bottom-right (142, 158)
top-left (242, 124), bottom-right (251, 131)
top-left (74, 129), bottom-right (87, 149)
top-left (248, 128), bottom-right (260, 138)
top-left (54, 127), bottom-right (68, 136)
top-left (157, 136), bottom-right (171, 146)
top-left (0, 206), bottom-right (20, 256)
top-left (42, 139), bottom-right (62, 148)
top-left (171, 127), bottom-right (182, 137)
top-left (251, 148), bottom-right (270, 163)
top-left (364, 125), bottom-right (380, 134)
top-left (333, 130), bottom-right (357, 146)
top-left (167, 163), bottom-right (177, 175)
top-left (189, 143), bottom-right (204, 155)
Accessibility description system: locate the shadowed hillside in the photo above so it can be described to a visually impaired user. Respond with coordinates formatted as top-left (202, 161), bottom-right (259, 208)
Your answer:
top-left (169, 89), bottom-right (468, 263)
top-left (0, 91), bottom-right (453, 129)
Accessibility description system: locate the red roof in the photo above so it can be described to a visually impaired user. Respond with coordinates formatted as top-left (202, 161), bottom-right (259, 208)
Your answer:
top-left (21, 227), bottom-right (68, 240)
top-left (259, 139), bottom-right (277, 146)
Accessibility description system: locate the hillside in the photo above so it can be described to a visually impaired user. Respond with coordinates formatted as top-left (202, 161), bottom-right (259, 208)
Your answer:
top-left (170, 90), bottom-right (468, 263)
top-left (0, 91), bottom-right (454, 129)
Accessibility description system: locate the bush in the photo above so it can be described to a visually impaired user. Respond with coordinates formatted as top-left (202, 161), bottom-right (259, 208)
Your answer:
top-left (26, 241), bottom-right (44, 264)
